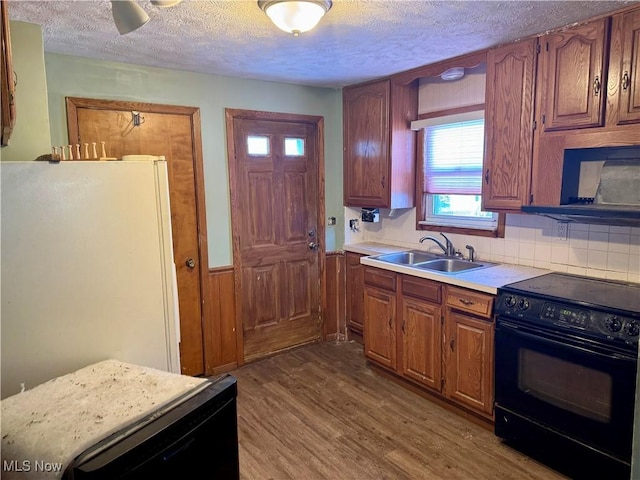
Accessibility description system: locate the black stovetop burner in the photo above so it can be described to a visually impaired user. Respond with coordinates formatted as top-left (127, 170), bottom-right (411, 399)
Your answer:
top-left (502, 272), bottom-right (640, 315)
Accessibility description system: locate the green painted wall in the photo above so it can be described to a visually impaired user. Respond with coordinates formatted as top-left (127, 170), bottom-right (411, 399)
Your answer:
top-left (1, 22), bottom-right (51, 161)
top-left (45, 53), bottom-right (344, 266)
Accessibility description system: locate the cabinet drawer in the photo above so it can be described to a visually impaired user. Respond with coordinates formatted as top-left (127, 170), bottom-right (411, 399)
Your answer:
top-left (364, 267), bottom-right (396, 291)
top-left (401, 275), bottom-right (442, 304)
top-left (446, 286), bottom-right (494, 319)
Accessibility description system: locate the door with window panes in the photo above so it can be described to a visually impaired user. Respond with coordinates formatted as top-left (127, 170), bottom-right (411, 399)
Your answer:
top-left (226, 110), bottom-right (323, 364)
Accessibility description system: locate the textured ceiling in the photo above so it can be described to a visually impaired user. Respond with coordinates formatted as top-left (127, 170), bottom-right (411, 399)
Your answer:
top-left (8, 0), bottom-right (639, 88)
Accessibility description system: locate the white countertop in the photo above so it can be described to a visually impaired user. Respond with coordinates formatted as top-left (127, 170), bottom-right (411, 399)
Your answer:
top-left (345, 242), bottom-right (550, 295)
top-left (343, 242), bottom-right (409, 256)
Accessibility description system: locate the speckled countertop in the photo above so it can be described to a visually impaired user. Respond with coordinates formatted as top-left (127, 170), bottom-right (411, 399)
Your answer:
top-left (344, 242), bottom-right (550, 295)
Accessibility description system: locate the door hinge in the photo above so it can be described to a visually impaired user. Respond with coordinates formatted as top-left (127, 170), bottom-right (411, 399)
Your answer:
top-left (441, 315), bottom-right (444, 325)
top-left (536, 43), bottom-right (541, 54)
top-left (440, 377), bottom-right (445, 390)
top-left (530, 194), bottom-right (534, 205)
top-left (545, 42), bottom-right (549, 52)
top-left (533, 120), bottom-right (537, 131)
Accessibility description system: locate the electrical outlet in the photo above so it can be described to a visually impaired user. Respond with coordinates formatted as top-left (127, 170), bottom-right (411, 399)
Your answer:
top-left (556, 221), bottom-right (568, 241)
top-left (327, 216), bottom-right (336, 226)
top-left (349, 218), bottom-right (360, 232)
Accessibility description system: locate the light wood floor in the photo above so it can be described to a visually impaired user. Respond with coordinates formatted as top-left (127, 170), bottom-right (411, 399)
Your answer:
top-left (231, 341), bottom-right (568, 480)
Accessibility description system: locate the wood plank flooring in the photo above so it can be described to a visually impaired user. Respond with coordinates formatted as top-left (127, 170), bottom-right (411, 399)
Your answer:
top-left (230, 341), bottom-right (568, 480)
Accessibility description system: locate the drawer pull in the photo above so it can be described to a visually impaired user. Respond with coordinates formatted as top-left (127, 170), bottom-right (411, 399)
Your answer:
top-left (459, 298), bottom-right (475, 306)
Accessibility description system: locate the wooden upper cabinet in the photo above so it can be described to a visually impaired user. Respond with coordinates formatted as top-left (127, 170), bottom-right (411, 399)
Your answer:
top-left (343, 79), bottom-right (417, 209)
top-left (540, 18), bottom-right (609, 131)
top-left (1, 0), bottom-right (16, 147)
top-left (483, 38), bottom-right (537, 211)
top-left (615, 7), bottom-right (640, 124)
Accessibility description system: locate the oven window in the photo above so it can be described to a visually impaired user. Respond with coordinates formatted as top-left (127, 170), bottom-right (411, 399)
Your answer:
top-left (519, 349), bottom-right (612, 423)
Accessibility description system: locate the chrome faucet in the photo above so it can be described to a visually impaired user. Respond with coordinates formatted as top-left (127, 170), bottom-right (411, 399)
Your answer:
top-left (465, 244), bottom-right (476, 262)
top-left (419, 233), bottom-right (455, 256)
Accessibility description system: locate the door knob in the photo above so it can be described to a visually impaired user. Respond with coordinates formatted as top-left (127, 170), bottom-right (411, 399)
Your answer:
top-left (186, 258), bottom-right (196, 268)
top-left (308, 242), bottom-right (319, 251)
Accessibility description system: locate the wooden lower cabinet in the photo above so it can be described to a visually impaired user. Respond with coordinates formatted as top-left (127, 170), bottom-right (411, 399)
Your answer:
top-left (443, 309), bottom-right (494, 417)
top-left (363, 266), bottom-right (495, 421)
top-left (400, 296), bottom-right (442, 391)
top-left (345, 252), bottom-right (365, 337)
top-left (363, 285), bottom-right (396, 369)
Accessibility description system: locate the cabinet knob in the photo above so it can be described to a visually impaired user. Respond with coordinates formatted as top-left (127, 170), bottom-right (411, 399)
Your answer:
top-left (186, 258), bottom-right (196, 269)
top-left (622, 71), bottom-right (630, 91)
top-left (593, 76), bottom-right (601, 96)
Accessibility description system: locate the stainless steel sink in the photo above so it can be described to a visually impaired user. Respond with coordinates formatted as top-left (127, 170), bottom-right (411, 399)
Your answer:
top-left (372, 250), bottom-right (496, 274)
top-left (415, 258), bottom-right (491, 273)
top-left (373, 250), bottom-right (440, 265)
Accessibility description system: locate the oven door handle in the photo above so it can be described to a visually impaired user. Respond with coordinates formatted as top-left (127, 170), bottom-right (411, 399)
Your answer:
top-left (497, 320), bottom-right (637, 362)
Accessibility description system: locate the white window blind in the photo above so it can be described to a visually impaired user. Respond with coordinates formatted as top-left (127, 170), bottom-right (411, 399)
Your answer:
top-left (424, 118), bottom-right (484, 195)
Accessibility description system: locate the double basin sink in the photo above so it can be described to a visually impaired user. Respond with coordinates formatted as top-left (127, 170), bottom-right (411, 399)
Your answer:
top-left (371, 250), bottom-right (495, 274)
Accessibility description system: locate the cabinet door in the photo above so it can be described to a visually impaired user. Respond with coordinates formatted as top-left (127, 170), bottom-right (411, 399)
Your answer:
top-left (444, 310), bottom-right (494, 417)
top-left (363, 286), bottom-right (396, 370)
top-left (345, 252), bottom-right (364, 335)
top-left (617, 7), bottom-right (640, 124)
top-left (401, 297), bottom-right (442, 392)
top-left (483, 39), bottom-right (537, 211)
top-left (343, 81), bottom-right (390, 207)
top-left (541, 18), bottom-right (608, 131)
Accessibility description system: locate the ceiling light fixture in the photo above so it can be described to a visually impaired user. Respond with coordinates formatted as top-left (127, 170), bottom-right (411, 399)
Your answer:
top-left (258, 0), bottom-right (332, 37)
top-left (440, 67), bottom-right (465, 81)
top-left (110, 0), bottom-right (183, 35)
top-left (110, 0), bottom-right (149, 35)
top-left (150, 0), bottom-right (182, 7)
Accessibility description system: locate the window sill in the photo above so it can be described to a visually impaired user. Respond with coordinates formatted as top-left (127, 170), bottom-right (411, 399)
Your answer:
top-left (416, 215), bottom-right (505, 238)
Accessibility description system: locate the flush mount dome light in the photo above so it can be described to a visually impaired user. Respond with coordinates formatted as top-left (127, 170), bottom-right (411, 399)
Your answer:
top-left (440, 67), bottom-right (465, 81)
top-left (258, 0), bottom-right (332, 36)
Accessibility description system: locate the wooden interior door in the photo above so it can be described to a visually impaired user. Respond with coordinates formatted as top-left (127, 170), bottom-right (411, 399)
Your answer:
top-left (66, 97), bottom-right (208, 376)
top-left (225, 109), bottom-right (325, 364)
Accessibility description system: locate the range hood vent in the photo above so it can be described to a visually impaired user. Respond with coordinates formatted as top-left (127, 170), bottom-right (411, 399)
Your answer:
top-left (522, 151), bottom-right (640, 227)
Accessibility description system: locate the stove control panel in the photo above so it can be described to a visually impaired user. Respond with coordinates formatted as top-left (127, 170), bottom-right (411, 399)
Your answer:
top-left (496, 293), bottom-right (639, 347)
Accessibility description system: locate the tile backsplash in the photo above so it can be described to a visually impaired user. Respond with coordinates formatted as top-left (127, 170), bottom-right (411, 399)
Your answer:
top-left (344, 207), bottom-right (640, 284)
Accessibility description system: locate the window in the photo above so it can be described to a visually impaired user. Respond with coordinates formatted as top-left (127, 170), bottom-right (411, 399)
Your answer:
top-left (284, 137), bottom-right (305, 156)
top-left (247, 135), bottom-right (269, 155)
top-left (415, 111), bottom-right (499, 232)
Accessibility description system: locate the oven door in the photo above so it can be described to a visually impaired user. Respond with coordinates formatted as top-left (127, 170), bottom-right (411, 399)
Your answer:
top-left (495, 318), bottom-right (637, 462)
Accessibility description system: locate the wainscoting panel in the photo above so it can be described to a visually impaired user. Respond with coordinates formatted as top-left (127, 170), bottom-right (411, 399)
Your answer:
top-left (205, 266), bottom-right (237, 375)
top-left (324, 252), bottom-right (346, 342)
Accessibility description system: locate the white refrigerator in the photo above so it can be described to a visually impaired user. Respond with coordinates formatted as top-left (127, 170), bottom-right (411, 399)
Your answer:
top-left (0, 159), bottom-right (181, 399)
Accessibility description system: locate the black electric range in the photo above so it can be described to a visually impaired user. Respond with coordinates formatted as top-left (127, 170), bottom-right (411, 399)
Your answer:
top-left (494, 272), bottom-right (640, 480)
top-left (495, 272), bottom-right (640, 351)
